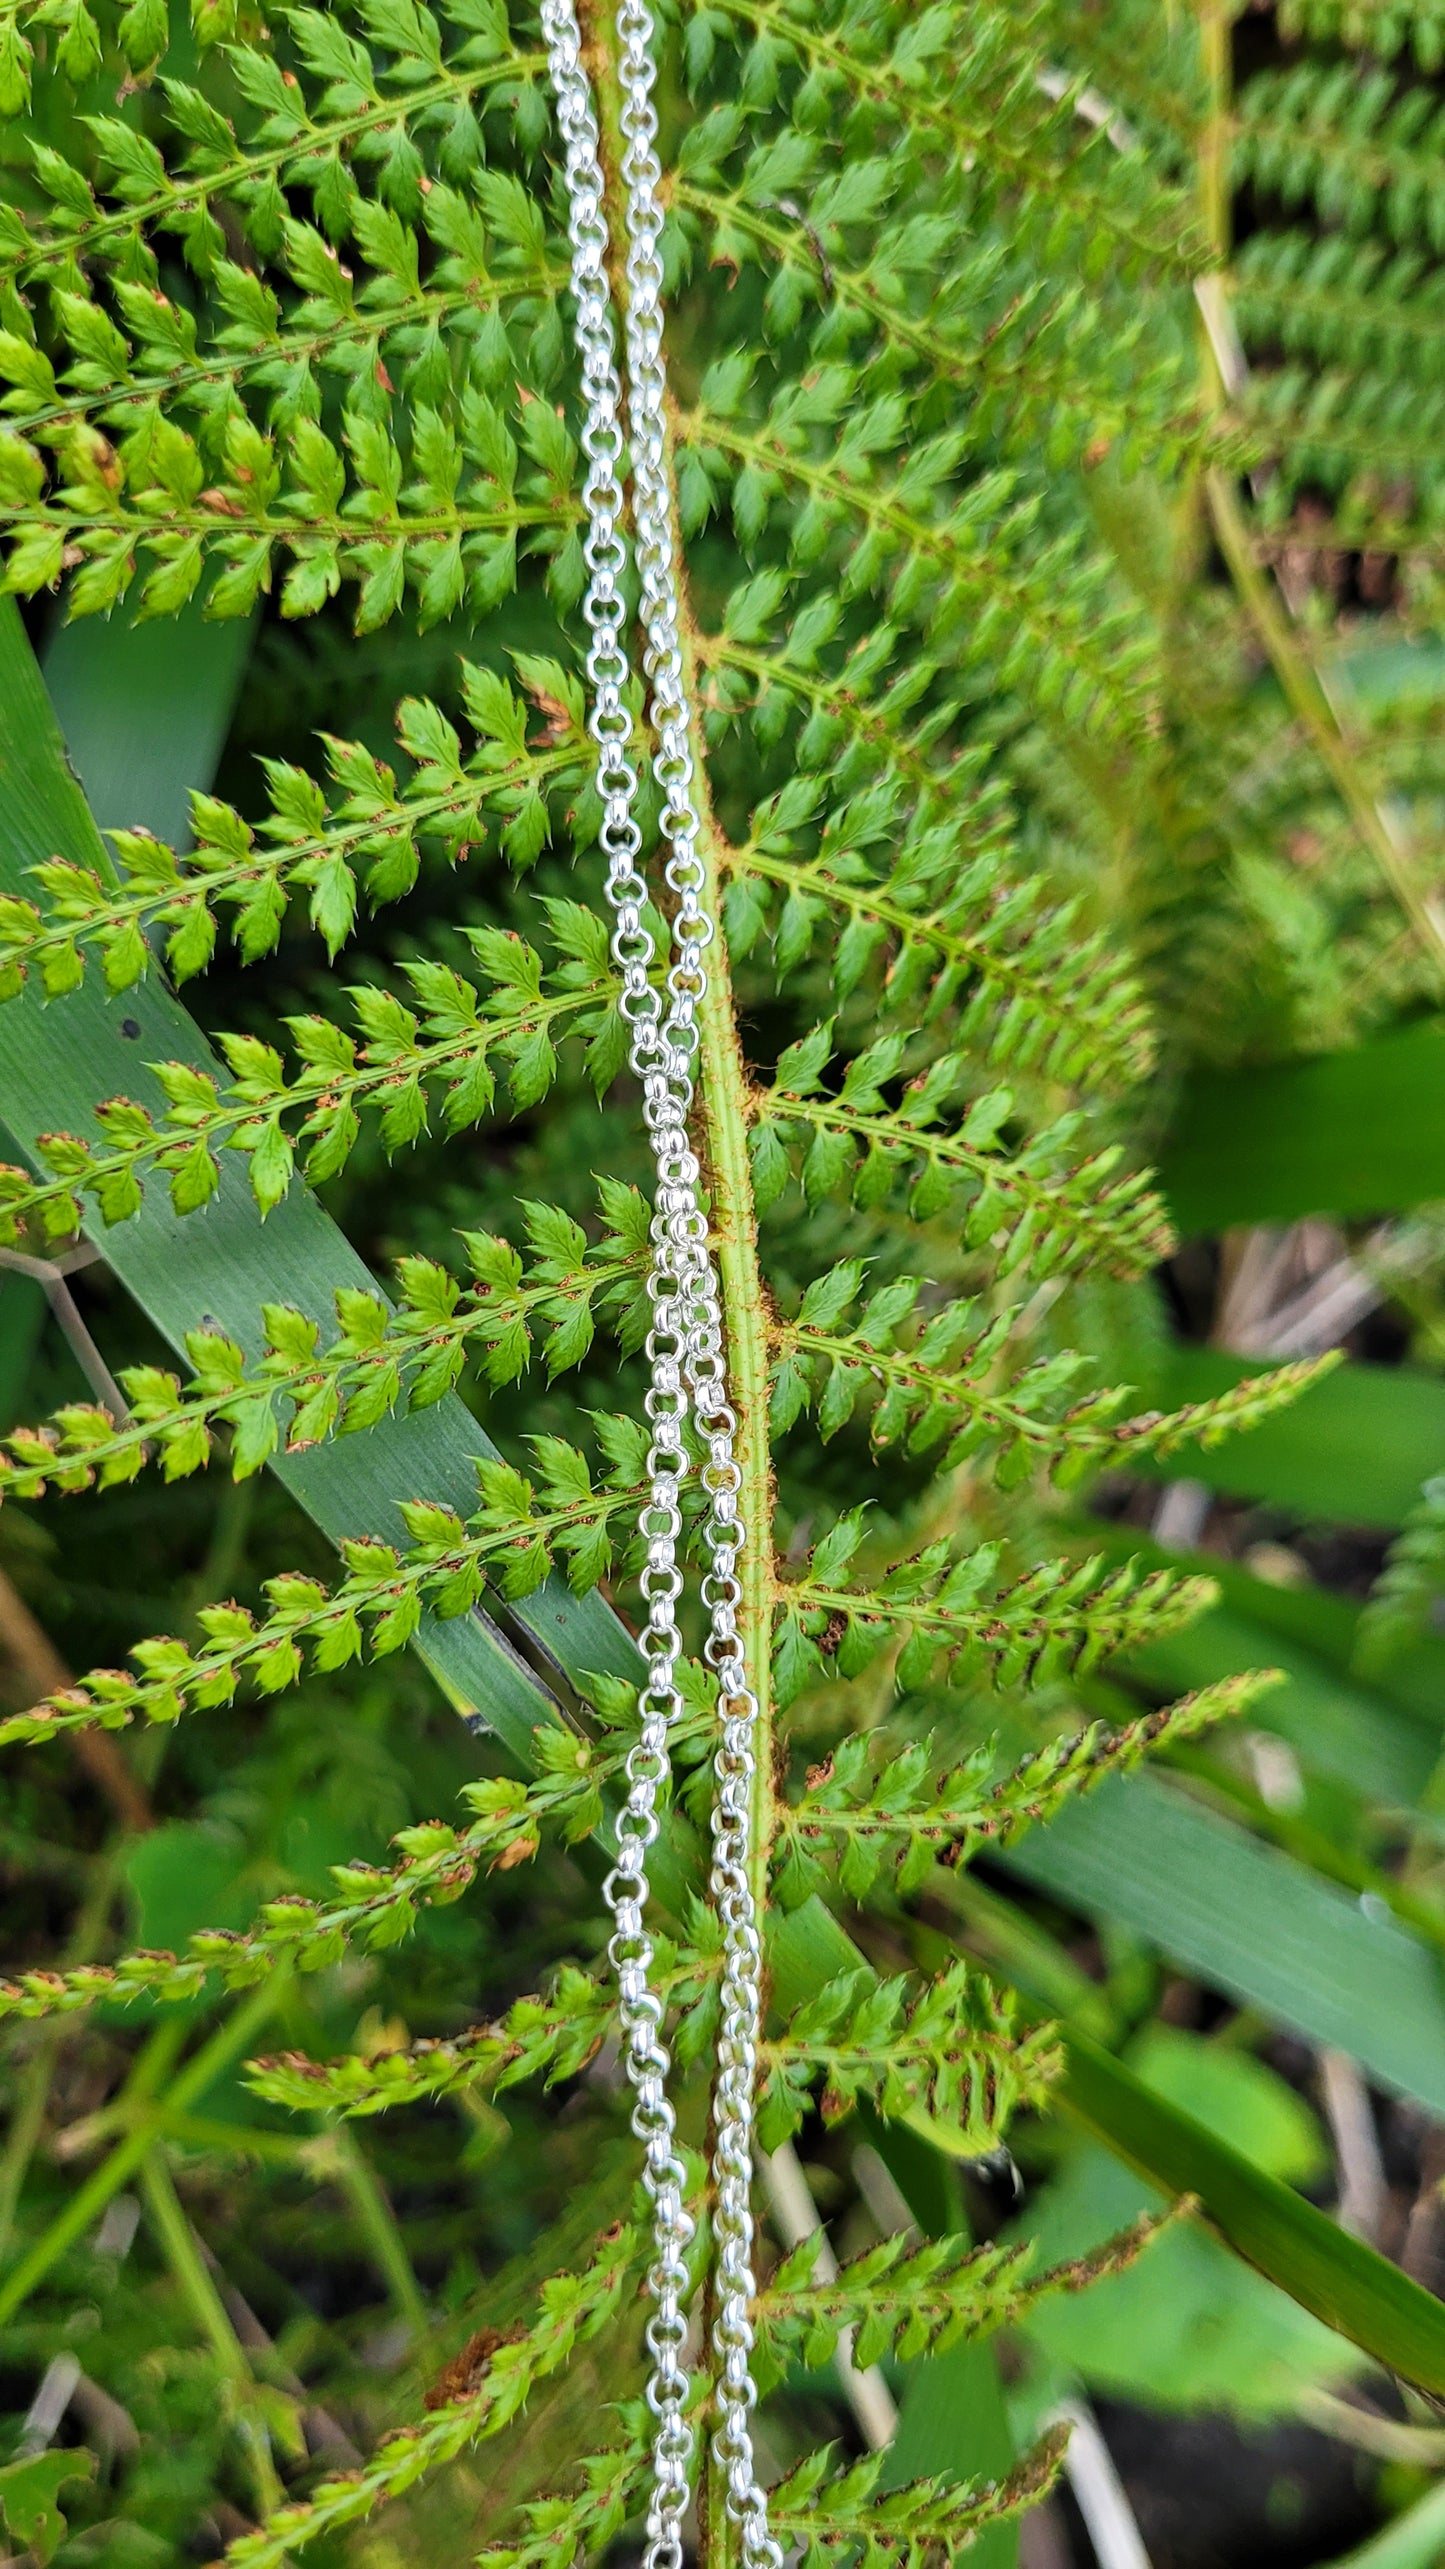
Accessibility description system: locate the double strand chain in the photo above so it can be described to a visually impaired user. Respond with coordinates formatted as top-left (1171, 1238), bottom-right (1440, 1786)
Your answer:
top-left (541, 7), bottom-right (781, 2568)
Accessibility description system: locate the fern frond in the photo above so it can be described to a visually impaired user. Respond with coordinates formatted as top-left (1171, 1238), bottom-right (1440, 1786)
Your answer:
top-left (0, 904), bottom-right (624, 1233)
top-left (669, 162), bottom-right (1198, 478)
top-left (1033, 0), bottom-right (1204, 164)
top-left (752, 1032), bottom-right (1170, 1279)
top-left (474, 2421), bottom-right (1070, 2569)
top-left (1234, 232), bottom-right (1445, 386)
top-left (0, 17), bottom-right (572, 623)
top-left (1353, 1472), bottom-right (1445, 1674)
top-left (693, 0), bottom-right (1200, 275)
top-left (0, 1194), bottom-right (649, 1495)
top-left (0, 383), bottom-right (569, 627)
top-left (473, 2435), bottom-right (650, 2569)
top-left (767, 2426), bottom-right (1067, 2569)
top-left (0, 1673), bottom-right (715, 2020)
top-left (772, 1266), bottom-right (1332, 1491)
top-left (0, 1815), bottom-right (565, 2017)
top-left (0, 664), bottom-right (591, 996)
top-left (1243, 364), bottom-right (1445, 524)
top-left (0, 177), bottom-right (557, 455)
top-left (1234, 61), bottom-right (1445, 251)
top-left (0, 10), bottom-right (1357, 2552)
top-left (220, 2223), bottom-right (639, 2569)
top-left (758, 2206), bottom-right (1176, 2377)
top-left (775, 1526), bottom-right (1216, 1707)
top-left (246, 1972), bottom-right (618, 2113)
top-left (6, 9), bottom-right (539, 275)
top-left (679, 402), bottom-right (1154, 746)
top-left (0, 1429), bottom-right (653, 1757)
top-left (2, 0), bottom-right (535, 110)
top-left (245, 1947), bottom-right (1056, 2146)
top-left (776, 1673), bottom-right (1278, 1905)
top-left (718, 757), bottom-right (1155, 1094)
top-left (759, 1960), bottom-right (1058, 2152)
top-left (1275, 1), bottom-right (1445, 69)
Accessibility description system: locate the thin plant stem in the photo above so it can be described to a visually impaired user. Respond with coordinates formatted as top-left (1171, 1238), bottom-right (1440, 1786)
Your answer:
top-left (0, 2028), bottom-right (66, 2263)
top-left (686, 760), bottom-right (779, 1930)
top-left (138, 2146), bottom-right (288, 2520)
top-left (1196, 1), bottom-right (1232, 330)
top-left (0, 1853), bottom-right (125, 2257)
top-left (323, 2122), bottom-right (428, 2337)
top-left (0, 1976), bottom-right (286, 2323)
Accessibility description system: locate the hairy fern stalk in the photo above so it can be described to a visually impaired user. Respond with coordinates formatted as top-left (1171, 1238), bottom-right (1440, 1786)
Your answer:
top-left (0, 0), bottom-right (1422, 2559)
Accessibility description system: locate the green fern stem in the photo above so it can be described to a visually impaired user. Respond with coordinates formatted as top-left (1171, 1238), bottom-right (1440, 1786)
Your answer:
top-left (681, 627), bottom-right (782, 1931)
top-left (1196, 1), bottom-right (1232, 290)
top-left (583, 7), bottom-right (783, 1948)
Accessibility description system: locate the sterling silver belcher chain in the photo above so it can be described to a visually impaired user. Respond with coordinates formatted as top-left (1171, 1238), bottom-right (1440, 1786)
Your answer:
top-left (538, 7), bottom-right (781, 2567)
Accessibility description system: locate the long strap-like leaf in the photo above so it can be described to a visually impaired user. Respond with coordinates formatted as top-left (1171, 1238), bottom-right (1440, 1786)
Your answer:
top-left (1001, 1768), bottom-right (1445, 2115)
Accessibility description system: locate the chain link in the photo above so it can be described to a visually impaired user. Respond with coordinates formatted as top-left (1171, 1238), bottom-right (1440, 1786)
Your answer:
top-left (540, 7), bottom-right (780, 2567)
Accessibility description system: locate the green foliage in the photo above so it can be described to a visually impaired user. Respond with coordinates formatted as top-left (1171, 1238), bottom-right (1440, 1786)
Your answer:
top-left (0, 2449), bottom-right (95, 2564)
top-left (776, 1671), bottom-right (1278, 1905)
top-left (223, 2221), bottom-right (640, 2566)
top-left (0, 661), bottom-right (591, 994)
top-left (1355, 1472), bottom-right (1445, 1672)
top-left (477, 2417), bottom-right (1070, 2569)
top-left (0, 895), bottom-right (626, 1231)
top-left (758, 2429), bottom-right (1068, 2569)
top-left (3, 0), bottom-right (1442, 2563)
top-left (755, 2206), bottom-right (1175, 2384)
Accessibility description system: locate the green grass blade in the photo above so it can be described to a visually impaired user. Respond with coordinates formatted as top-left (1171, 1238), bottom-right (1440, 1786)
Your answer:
top-left (1160, 1020), bottom-right (1445, 1235)
top-left (1125, 1602), bottom-right (1437, 1807)
top-left (1058, 2031), bottom-right (1445, 2398)
top-left (0, 600), bottom-right (639, 1752)
top-left (42, 596), bottom-right (256, 852)
top-left (1002, 1771), bottom-right (1445, 2112)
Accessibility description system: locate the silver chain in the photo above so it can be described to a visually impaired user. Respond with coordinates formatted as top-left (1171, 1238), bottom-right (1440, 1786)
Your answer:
top-left (540, 7), bottom-right (781, 2568)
